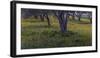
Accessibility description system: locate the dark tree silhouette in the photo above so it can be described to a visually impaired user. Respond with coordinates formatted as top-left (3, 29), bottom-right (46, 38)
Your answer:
top-left (55, 11), bottom-right (68, 32)
top-left (39, 14), bottom-right (44, 21)
top-left (77, 11), bottom-right (81, 21)
top-left (45, 13), bottom-right (51, 26)
top-left (40, 10), bottom-right (51, 26)
top-left (88, 12), bottom-right (92, 23)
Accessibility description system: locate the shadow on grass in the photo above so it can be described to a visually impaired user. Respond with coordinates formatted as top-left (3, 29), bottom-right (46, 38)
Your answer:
top-left (41, 30), bottom-right (77, 37)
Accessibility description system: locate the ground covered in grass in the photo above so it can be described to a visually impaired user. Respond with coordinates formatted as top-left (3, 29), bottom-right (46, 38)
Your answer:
top-left (21, 16), bottom-right (92, 49)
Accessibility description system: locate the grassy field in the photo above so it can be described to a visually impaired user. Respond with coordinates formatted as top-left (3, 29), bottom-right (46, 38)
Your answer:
top-left (21, 16), bottom-right (92, 49)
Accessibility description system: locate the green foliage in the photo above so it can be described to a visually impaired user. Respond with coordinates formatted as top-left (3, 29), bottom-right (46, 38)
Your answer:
top-left (21, 16), bottom-right (92, 49)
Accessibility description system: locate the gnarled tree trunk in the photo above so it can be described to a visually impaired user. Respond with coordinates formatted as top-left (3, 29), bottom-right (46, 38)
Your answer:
top-left (55, 11), bottom-right (68, 33)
